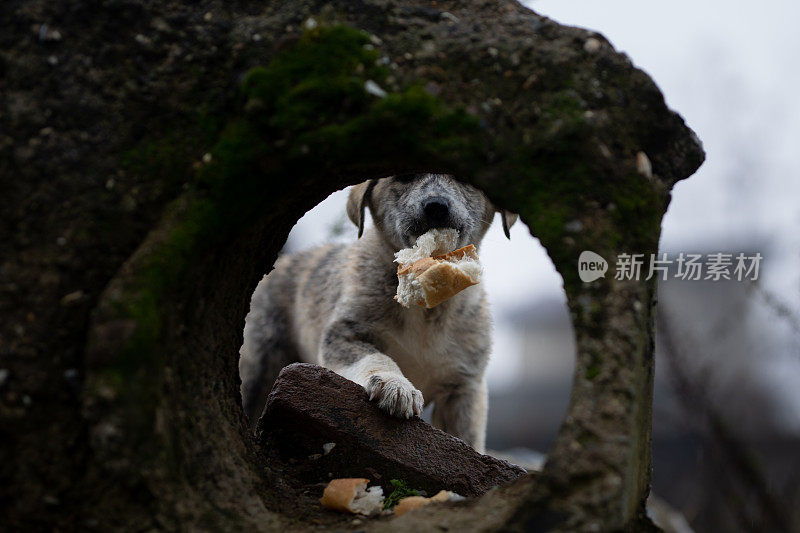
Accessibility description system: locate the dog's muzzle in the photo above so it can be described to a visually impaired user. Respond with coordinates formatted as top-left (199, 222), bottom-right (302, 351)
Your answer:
top-left (423, 196), bottom-right (451, 227)
top-left (403, 197), bottom-right (464, 245)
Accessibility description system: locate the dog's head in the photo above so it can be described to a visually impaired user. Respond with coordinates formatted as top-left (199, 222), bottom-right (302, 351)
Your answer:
top-left (347, 174), bottom-right (517, 250)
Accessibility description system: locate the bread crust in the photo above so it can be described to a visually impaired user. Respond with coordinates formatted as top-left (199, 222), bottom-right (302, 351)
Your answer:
top-left (393, 495), bottom-right (430, 516)
top-left (394, 490), bottom-right (457, 516)
top-left (396, 244), bottom-right (480, 308)
top-left (319, 478), bottom-right (370, 513)
top-left (417, 262), bottom-right (477, 308)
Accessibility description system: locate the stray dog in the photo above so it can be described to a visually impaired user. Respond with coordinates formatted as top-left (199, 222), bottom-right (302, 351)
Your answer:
top-left (239, 174), bottom-right (516, 452)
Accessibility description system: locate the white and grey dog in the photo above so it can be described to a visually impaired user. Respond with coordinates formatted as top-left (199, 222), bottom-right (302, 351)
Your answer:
top-left (239, 174), bottom-right (515, 452)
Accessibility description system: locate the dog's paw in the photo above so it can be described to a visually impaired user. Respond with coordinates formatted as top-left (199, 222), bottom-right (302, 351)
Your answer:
top-left (364, 373), bottom-right (423, 419)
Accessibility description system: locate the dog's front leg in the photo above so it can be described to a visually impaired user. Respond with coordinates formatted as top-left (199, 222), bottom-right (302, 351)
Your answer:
top-left (431, 377), bottom-right (488, 453)
top-left (321, 322), bottom-right (423, 419)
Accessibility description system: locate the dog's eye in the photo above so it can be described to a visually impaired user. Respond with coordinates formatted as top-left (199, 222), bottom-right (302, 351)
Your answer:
top-left (394, 175), bottom-right (417, 184)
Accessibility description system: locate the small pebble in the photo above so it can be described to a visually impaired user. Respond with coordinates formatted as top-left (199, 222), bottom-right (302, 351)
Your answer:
top-left (419, 41), bottom-right (436, 57)
top-left (636, 151), bottom-right (653, 178)
top-left (522, 74), bottom-right (538, 90)
top-left (584, 38), bottom-right (601, 53)
top-left (60, 290), bottom-right (84, 306)
top-left (151, 18), bottom-right (170, 32)
top-left (364, 80), bottom-right (387, 98)
top-left (38, 24), bottom-right (62, 42)
top-left (440, 12), bottom-right (459, 23)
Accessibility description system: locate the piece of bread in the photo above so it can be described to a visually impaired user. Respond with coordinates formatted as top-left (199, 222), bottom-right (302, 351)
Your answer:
top-left (320, 478), bottom-right (384, 516)
top-left (394, 490), bottom-right (464, 516)
top-left (393, 495), bottom-right (430, 516)
top-left (394, 228), bottom-right (460, 265)
top-left (395, 244), bottom-right (482, 308)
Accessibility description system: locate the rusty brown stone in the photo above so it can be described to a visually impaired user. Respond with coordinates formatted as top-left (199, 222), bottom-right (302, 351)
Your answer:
top-left (257, 363), bottom-right (527, 497)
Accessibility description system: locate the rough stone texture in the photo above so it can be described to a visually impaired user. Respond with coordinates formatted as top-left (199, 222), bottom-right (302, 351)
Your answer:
top-left (258, 363), bottom-right (527, 497)
top-left (0, 0), bottom-right (703, 531)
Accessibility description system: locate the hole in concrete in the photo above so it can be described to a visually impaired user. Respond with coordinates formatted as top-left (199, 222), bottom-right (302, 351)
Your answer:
top-left (238, 178), bottom-right (575, 474)
top-left (72, 9), bottom-right (707, 529)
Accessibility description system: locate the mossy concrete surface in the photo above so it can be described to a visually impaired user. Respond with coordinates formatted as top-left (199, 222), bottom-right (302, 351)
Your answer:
top-left (2, 0), bottom-right (702, 531)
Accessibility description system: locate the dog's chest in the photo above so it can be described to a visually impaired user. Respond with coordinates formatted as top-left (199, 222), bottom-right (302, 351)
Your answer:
top-left (381, 307), bottom-right (465, 397)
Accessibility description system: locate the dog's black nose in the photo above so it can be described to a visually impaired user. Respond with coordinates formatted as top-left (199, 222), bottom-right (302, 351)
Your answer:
top-left (423, 197), bottom-right (451, 226)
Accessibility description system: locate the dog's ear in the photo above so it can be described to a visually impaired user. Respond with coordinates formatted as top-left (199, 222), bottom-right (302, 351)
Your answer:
top-left (346, 180), bottom-right (376, 238)
top-left (500, 210), bottom-right (518, 239)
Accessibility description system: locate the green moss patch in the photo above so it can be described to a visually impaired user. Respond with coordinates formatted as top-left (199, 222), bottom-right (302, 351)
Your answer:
top-left (383, 479), bottom-right (422, 510)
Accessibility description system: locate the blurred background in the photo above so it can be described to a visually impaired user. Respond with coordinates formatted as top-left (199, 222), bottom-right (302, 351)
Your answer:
top-left (259, 1), bottom-right (800, 530)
